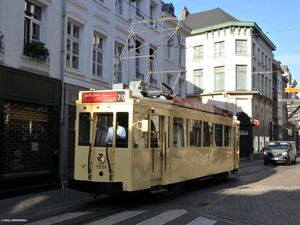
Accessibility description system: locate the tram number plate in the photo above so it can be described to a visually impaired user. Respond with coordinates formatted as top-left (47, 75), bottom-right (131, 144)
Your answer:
top-left (97, 165), bottom-right (107, 169)
top-left (271, 158), bottom-right (278, 160)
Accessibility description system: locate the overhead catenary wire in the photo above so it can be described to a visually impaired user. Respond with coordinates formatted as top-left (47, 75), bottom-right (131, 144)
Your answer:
top-left (123, 0), bottom-right (296, 92)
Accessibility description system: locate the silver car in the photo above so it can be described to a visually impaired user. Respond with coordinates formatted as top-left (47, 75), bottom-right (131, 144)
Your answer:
top-left (263, 141), bottom-right (297, 166)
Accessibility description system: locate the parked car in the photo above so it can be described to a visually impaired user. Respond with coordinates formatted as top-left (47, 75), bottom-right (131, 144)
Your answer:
top-left (263, 141), bottom-right (297, 166)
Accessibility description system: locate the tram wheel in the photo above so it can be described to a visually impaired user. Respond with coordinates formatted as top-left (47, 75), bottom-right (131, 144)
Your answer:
top-left (214, 172), bottom-right (228, 181)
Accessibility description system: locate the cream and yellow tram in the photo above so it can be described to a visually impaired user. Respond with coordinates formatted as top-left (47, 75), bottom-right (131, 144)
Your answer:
top-left (69, 82), bottom-right (240, 197)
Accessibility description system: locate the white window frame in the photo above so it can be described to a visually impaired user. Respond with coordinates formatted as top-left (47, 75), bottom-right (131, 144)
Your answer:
top-left (24, 0), bottom-right (42, 54)
top-left (194, 69), bottom-right (203, 94)
top-left (236, 40), bottom-right (247, 55)
top-left (66, 21), bottom-right (80, 69)
top-left (115, 0), bottom-right (123, 15)
top-left (214, 41), bottom-right (225, 57)
top-left (114, 42), bottom-right (123, 82)
top-left (193, 45), bottom-right (203, 60)
top-left (92, 33), bottom-right (104, 78)
top-left (214, 67), bottom-right (224, 91)
top-left (236, 65), bottom-right (247, 90)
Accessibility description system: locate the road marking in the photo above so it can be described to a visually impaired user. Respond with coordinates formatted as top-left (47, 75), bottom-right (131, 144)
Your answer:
top-left (187, 216), bottom-right (217, 225)
top-left (86, 210), bottom-right (147, 225)
top-left (136, 209), bottom-right (187, 225)
top-left (26, 212), bottom-right (90, 225)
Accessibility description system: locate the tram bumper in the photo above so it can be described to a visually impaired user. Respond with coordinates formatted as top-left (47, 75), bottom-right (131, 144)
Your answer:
top-left (68, 178), bottom-right (123, 195)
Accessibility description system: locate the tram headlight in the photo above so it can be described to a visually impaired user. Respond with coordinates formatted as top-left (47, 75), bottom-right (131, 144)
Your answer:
top-left (97, 153), bottom-right (106, 163)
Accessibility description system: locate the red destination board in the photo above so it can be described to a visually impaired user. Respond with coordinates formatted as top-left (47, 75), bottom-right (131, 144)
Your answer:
top-left (82, 91), bottom-right (126, 103)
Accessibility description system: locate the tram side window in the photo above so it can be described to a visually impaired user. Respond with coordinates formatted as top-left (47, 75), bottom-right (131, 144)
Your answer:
top-left (173, 117), bottom-right (185, 147)
top-left (190, 120), bottom-right (202, 147)
top-left (224, 125), bottom-right (231, 146)
top-left (94, 114), bottom-right (113, 147)
top-left (215, 124), bottom-right (223, 146)
top-left (203, 122), bottom-right (213, 147)
top-left (78, 113), bottom-right (91, 146)
top-left (116, 112), bottom-right (129, 148)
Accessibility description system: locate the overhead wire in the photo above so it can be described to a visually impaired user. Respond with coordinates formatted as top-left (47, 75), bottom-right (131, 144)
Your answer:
top-left (123, 0), bottom-right (295, 93)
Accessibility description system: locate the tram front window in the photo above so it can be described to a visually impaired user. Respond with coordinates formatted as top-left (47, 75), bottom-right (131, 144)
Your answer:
top-left (94, 112), bottom-right (128, 148)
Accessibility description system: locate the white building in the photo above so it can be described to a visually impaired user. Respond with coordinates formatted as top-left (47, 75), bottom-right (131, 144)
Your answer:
top-left (0, 0), bottom-right (190, 196)
top-left (182, 7), bottom-right (280, 158)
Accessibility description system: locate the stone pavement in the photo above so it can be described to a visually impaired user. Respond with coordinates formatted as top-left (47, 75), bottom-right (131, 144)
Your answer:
top-left (1, 159), bottom-right (300, 225)
top-left (204, 160), bottom-right (300, 225)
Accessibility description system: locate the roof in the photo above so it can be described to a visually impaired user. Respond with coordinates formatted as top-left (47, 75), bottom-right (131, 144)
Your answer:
top-left (182, 8), bottom-right (239, 30)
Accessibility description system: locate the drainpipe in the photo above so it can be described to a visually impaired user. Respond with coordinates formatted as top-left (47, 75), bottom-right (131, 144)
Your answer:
top-left (59, 0), bottom-right (67, 189)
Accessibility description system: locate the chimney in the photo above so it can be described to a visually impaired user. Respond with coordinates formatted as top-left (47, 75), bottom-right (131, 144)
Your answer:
top-left (181, 6), bottom-right (189, 20)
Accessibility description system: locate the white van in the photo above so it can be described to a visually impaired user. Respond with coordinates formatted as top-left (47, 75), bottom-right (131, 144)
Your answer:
top-left (263, 141), bottom-right (297, 166)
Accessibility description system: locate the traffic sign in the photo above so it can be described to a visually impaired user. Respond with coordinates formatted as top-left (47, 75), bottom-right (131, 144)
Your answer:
top-left (285, 87), bottom-right (300, 92)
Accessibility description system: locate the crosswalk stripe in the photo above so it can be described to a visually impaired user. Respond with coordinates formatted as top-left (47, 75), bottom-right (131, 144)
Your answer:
top-left (26, 212), bottom-right (90, 225)
top-left (187, 216), bottom-right (217, 225)
top-left (136, 209), bottom-right (187, 225)
top-left (86, 210), bottom-right (147, 225)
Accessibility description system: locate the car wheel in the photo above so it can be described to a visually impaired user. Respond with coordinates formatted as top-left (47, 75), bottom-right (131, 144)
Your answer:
top-left (286, 157), bottom-right (290, 166)
top-left (292, 157), bottom-right (296, 164)
top-left (264, 161), bottom-right (268, 166)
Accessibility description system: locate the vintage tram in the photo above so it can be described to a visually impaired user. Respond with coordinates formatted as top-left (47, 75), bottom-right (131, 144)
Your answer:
top-left (69, 81), bottom-right (240, 197)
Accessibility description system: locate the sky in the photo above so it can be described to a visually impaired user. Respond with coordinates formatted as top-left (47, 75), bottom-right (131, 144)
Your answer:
top-left (171, 0), bottom-right (300, 85)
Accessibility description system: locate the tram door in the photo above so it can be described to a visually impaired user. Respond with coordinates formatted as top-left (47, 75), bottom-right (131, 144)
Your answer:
top-left (150, 115), bottom-right (163, 180)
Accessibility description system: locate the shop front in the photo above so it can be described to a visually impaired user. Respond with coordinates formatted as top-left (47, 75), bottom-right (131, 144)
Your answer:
top-left (0, 65), bottom-right (61, 199)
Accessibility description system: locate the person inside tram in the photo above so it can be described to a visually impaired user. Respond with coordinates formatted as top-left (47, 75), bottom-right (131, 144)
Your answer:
top-left (105, 122), bottom-right (126, 145)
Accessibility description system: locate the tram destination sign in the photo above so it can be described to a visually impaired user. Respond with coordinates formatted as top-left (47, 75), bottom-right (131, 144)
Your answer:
top-left (172, 96), bottom-right (233, 117)
top-left (82, 91), bottom-right (126, 103)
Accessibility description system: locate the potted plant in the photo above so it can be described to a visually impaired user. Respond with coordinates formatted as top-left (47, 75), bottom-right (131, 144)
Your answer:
top-left (0, 30), bottom-right (3, 51)
top-left (26, 40), bottom-right (50, 63)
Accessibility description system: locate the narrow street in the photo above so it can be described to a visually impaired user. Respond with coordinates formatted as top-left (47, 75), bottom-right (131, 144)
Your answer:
top-left (1, 159), bottom-right (300, 225)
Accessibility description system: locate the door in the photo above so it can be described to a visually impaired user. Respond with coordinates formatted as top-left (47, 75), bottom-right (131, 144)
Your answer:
top-left (150, 115), bottom-right (163, 180)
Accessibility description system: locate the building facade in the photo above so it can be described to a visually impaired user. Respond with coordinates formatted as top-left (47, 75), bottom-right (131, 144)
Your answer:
top-left (182, 7), bottom-right (295, 159)
top-left (0, 0), bottom-right (190, 197)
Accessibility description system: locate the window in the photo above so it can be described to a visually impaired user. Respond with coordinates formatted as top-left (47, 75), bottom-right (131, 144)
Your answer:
top-left (167, 75), bottom-right (172, 86)
top-left (78, 113), bottom-right (91, 146)
top-left (114, 43), bottom-right (123, 82)
top-left (136, 1), bottom-right (144, 19)
top-left (24, 1), bottom-right (42, 54)
top-left (149, 5), bottom-right (157, 28)
top-left (252, 43), bottom-right (256, 58)
top-left (66, 21), bottom-right (80, 69)
top-left (215, 124), bottom-right (223, 146)
top-left (92, 33), bottom-right (104, 78)
top-left (214, 41), bottom-right (224, 57)
top-left (167, 39), bottom-right (172, 59)
top-left (115, 0), bottom-right (123, 15)
top-left (203, 122), bottom-right (213, 147)
top-left (173, 117), bottom-right (185, 147)
top-left (236, 40), bottom-right (247, 54)
top-left (224, 125), bottom-right (231, 146)
top-left (236, 65), bottom-right (247, 90)
top-left (149, 47), bottom-right (157, 85)
top-left (135, 39), bottom-right (144, 80)
top-left (190, 120), bottom-right (202, 146)
top-left (179, 80), bottom-right (182, 96)
top-left (193, 45), bottom-right (203, 60)
top-left (193, 69), bottom-right (203, 94)
top-left (214, 67), bottom-right (224, 91)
